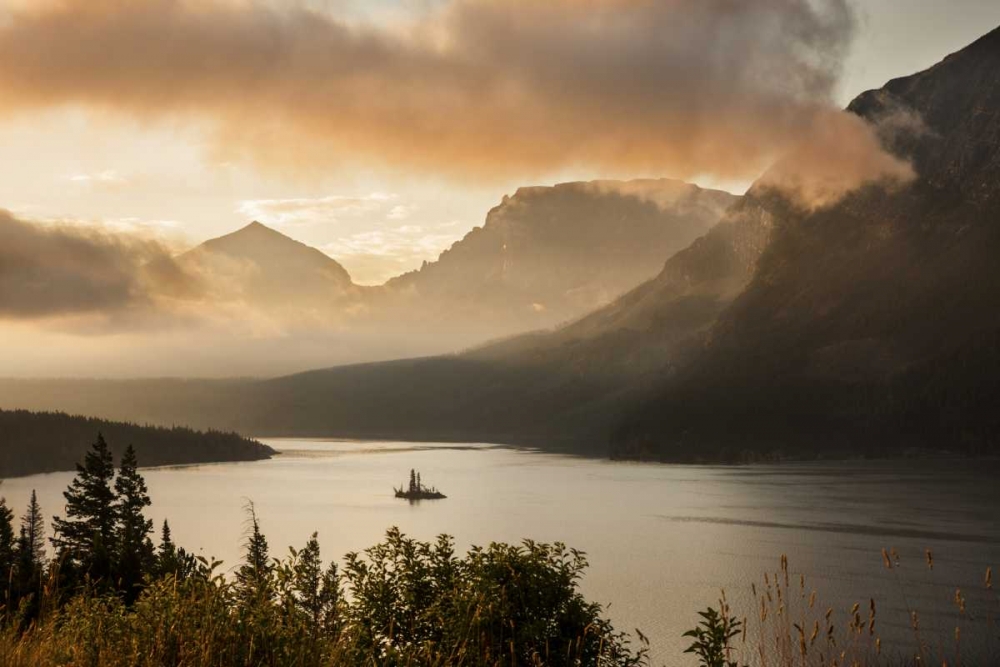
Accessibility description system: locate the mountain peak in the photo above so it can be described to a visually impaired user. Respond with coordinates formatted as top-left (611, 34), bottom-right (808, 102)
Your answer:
top-left (184, 221), bottom-right (355, 295)
top-left (205, 220), bottom-right (314, 252)
top-left (231, 220), bottom-right (285, 238)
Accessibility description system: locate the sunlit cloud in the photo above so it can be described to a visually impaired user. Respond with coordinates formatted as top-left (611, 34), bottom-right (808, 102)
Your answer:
top-left (0, 0), bottom-right (911, 205)
top-left (386, 204), bottom-right (415, 221)
top-left (236, 193), bottom-right (398, 227)
top-left (11, 209), bottom-right (187, 244)
top-left (67, 169), bottom-right (128, 185)
top-left (323, 222), bottom-right (464, 285)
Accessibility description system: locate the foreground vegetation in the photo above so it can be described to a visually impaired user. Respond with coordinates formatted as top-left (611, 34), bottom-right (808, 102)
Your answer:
top-left (0, 434), bottom-right (643, 667)
top-left (0, 434), bottom-right (995, 666)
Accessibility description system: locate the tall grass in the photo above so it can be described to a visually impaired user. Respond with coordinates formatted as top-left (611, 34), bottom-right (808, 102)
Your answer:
top-left (686, 549), bottom-right (998, 667)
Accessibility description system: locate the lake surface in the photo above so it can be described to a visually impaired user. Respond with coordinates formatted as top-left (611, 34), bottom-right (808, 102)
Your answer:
top-left (3, 440), bottom-right (999, 664)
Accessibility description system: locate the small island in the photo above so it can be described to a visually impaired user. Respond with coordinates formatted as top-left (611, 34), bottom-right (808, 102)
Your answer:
top-left (395, 468), bottom-right (447, 501)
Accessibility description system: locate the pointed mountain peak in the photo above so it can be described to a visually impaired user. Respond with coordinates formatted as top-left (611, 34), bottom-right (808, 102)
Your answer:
top-left (187, 220), bottom-right (354, 287)
top-left (204, 220), bottom-right (311, 250)
top-left (232, 220), bottom-right (286, 238)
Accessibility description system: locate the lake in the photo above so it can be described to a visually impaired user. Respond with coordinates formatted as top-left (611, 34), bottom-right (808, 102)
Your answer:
top-left (3, 439), bottom-right (998, 664)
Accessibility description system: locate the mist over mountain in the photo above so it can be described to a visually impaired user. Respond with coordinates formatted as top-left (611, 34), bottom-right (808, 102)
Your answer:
top-left (375, 179), bottom-right (737, 336)
top-left (253, 26), bottom-right (1000, 458)
top-left (0, 191), bottom-right (777, 447)
top-left (3, 27), bottom-right (1000, 463)
top-left (180, 220), bottom-right (360, 312)
top-left (199, 177), bottom-right (739, 365)
top-left (615, 25), bottom-right (1000, 460)
top-left (0, 177), bottom-right (737, 377)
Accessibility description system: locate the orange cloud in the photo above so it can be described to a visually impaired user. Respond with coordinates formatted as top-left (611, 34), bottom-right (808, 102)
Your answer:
top-left (0, 0), bottom-right (910, 198)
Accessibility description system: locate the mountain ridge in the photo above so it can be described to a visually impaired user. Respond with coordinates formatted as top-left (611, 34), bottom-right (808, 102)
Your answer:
top-left (612, 23), bottom-right (1000, 460)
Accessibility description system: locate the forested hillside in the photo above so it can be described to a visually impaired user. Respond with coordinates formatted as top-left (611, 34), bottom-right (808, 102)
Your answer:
top-left (0, 409), bottom-right (273, 477)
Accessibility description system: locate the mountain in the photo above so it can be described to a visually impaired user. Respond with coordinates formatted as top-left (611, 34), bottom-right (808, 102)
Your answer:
top-left (199, 195), bottom-right (773, 449)
top-left (0, 178), bottom-right (742, 421)
top-left (7, 28), bottom-right (1000, 460)
top-left (613, 25), bottom-right (1000, 460)
top-left (179, 221), bottom-right (361, 313)
top-left (153, 180), bottom-right (740, 373)
top-left (373, 179), bottom-right (738, 337)
top-left (0, 408), bottom-right (274, 478)
top-left (227, 25), bottom-right (1000, 458)
top-left (0, 192), bottom-right (763, 449)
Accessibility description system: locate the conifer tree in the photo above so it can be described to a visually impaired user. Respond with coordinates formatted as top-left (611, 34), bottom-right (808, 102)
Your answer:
top-left (51, 433), bottom-right (117, 583)
top-left (20, 490), bottom-right (45, 567)
top-left (0, 496), bottom-right (15, 600)
top-left (236, 503), bottom-right (272, 603)
top-left (155, 519), bottom-right (195, 580)
top-left (115, 445), bottom-right (154, 599)
top-left (293, 533), bottom-right (323, 626)
top-left (157, 519), bottom-right (177, 574)
top-left (319, 560), bottom-right (343, 636)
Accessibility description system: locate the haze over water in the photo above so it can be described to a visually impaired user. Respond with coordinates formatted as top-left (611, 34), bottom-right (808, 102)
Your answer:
top-left (4, 440), bottom-right (998, 663)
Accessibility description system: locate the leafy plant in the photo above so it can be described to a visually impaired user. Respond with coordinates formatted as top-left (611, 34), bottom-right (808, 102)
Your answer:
top-left (683, 605), bottom-right (743, 667)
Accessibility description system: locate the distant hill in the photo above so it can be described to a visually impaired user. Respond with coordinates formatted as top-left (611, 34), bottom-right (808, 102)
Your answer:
top-left (0, 409), bottom-right (274, 478)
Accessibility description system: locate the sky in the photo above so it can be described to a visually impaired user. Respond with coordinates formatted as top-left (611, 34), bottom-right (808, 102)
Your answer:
top-left (0, 1), bottom-right (997, 286)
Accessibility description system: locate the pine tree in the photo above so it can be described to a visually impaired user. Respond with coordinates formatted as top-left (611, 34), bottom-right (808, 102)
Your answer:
top-left (20, 490), bottom-right (45, 567)
top-left (291, 533), bottom-right (342, 640)
top-left (156, 519), bottom-right (195, 580)
top-left (0, 495), bottom-right (15, 603)
top-left (157, 519), bottom-right (177, 574)
top-left (51, 433), bottom-right (118, 584)
top-left (319, 560), bottom-right (343, 636)
top-left (409, 469), bottom-right (417, 493)
top-left (236, 503), bottom-right (272, 603)
top-left (293, 533), bottom-right (323, 627)
top-left (115, 445), bottom-right (154, 599)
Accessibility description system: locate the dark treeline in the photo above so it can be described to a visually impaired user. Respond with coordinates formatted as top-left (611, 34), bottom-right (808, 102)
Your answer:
top-left (0, 434), bottom-right (645, 667)
top-left (0, 409), bottom-right (274, 477)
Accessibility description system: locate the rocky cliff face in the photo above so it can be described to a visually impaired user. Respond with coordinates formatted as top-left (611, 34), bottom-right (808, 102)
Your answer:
top-left (468, 193), bottom-right (774, 383)
top-left (178, 179), bottom-right (739, 360)
top-left (379, 179), bottom-right (738, 337)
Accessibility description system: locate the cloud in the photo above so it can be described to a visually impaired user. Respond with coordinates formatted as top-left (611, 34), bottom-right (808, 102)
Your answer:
top-left (323, 223), bottom-right (463, 284)
top-left (67, 169), bottom-right (128, 186)
top-left (237, 193), bottom-right (397, 226)
top-left (755, 110), bottom-right (916, 210)
top-left (0, 209), bottom-right (199, 320)
top-left (0, 0), bottom-right (909, 202)
top-left (386, 204), bottom-right (415, 221)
